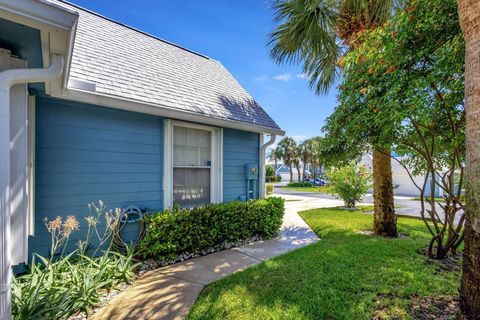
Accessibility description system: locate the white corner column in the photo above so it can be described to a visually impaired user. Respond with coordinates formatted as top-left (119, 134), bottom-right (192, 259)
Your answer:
top-left (0, 82), bottom-right (12, 320)
top-left (0, 54), bottom-right (64, 320)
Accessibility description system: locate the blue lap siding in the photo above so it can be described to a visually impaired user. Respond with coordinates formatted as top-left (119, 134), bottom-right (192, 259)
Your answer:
top-left (27, 97), bottom-right (260, 260)
top-left (31, 97), bottom-right (164, 257)
top-left (223, 128), bottom-right (260, 202)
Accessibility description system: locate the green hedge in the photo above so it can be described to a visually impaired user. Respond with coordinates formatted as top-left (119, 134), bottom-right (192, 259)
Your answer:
top-left (138, 197), bottom-right (285, 259)
top-left (287, 181), bottom-right (313, 187)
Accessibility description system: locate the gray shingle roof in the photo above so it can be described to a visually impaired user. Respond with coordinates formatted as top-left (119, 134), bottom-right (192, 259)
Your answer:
top-left (53, 0), bottom-right (281, 132)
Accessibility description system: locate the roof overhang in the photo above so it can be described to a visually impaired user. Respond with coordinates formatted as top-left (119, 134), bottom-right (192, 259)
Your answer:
top-left (0, 0), bottom-right (78, 91)
top-left (0, 0), bottom-right (78, 30)
top-left (52, 86), bottom-right (286, 135)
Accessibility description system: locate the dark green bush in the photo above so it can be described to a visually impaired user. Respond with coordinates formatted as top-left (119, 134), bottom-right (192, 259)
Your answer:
top-left (138, 197), bottom-right (285, 259)
top-left (287, 181), bottom-right (313, 187)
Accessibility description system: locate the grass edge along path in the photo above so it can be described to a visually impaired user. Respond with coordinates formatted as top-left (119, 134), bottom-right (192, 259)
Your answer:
top-left (188, 207), bottom-right (460, 320)
top-left (281, 185), bottom-right (332, 193)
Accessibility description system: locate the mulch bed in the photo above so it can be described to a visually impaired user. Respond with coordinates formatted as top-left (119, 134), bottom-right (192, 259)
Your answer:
top-left (417, 247), bottom-right (463, 272)
top-left (408, 296), bottom-right (459, 320)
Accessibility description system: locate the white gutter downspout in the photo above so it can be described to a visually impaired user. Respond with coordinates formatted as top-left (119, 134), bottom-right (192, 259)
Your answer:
top-left (259, 134), bottom-right (276, 199)
top-left (0, 54), bottom-right (64, 320)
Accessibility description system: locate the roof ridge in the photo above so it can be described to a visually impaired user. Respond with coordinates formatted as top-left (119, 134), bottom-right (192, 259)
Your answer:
top-left (54, 0), bottom-right (210, 60)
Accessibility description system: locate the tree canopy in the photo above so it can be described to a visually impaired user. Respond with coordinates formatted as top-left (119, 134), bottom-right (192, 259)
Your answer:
top-left (323, 0), bottom-right (465, 257)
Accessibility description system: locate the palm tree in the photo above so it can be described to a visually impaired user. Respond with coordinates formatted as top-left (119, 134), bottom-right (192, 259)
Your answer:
top-left (457, 0), bottom-right (480, 318)
top-left (269, 0), bottom-right (399, 237)
top-left (267, 147), bottom-right (282, 174)
top-left (293, 144), bottom-right (302, 182)
top-left (311, 136), bottom-right (323, 179)
top-left (277, 137), bottom-right (297, 182)
top-left (300, 139), bottom-right (314, 180)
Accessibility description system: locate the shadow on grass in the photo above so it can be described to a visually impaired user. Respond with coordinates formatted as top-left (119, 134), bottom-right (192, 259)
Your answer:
top-left (188, 208), bottom-right (461, 320)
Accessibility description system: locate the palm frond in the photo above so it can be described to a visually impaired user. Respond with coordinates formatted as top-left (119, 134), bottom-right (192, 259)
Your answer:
top-left (268, 0), bottom-right (404, 94)
top-left (269, 0), bottom-right (341, 94)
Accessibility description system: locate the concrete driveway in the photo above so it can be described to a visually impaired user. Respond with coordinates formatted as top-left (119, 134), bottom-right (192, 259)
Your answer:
top-left (273, 184), bottom-right (464, 224)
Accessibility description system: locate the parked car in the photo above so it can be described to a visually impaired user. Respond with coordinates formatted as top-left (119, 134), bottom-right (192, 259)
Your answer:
top-left (314, 178), bottom-right (328, 186)
top-left (303, 177), bottom-right (328, 186)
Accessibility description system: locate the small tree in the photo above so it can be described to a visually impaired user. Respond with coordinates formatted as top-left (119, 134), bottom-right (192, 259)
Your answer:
top-left (265, 164), bottom-right (275, 182)
top-left (326, 164), bottom-right (372, 208)
top-left (333, 0), bottom-right (465, 257)
top-left (267, 147), bottom-right (282, 172)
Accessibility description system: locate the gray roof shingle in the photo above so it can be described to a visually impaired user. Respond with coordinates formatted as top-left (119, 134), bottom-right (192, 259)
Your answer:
top-left (53, 0), bottom-right (282, 132)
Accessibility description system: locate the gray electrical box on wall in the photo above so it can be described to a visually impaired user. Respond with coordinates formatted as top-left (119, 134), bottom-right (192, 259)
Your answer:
top-left (245, 163), bottom-right (258, 201)
top-left (245, 163), bottom-right (258, 180)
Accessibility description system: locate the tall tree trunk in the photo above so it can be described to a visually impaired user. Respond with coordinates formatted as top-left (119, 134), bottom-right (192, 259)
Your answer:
top-left (372, 146), bottom-right (397, 237)
top-left (313, 160), bottom-right (317, 180)
top-left (302, 162), bottom-right (306, 181)
top-left (289, 164), bottom-right (293, 183)
top-left (458, 0), bottom-right (480, 318)
top-left (274, 159), bottom-right (278, 178)
top-left (296, 163), bottom-right (301, 182)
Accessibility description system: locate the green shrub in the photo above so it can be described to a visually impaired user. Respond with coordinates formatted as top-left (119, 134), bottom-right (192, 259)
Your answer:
top-left (265, 165), bottom-right (275, 179)
top-left (138, 197), bottom-right (285, 259)
top-left (287, 181), bottom-right (313, 187)
top-left (326, 164), bottom-right (372, 208)
top-left (266, 184), bottom-right (274, 195)
top-left (276, 175), bottom-right (282, 182)
top-left (12, 202), bottom-right (139, 319)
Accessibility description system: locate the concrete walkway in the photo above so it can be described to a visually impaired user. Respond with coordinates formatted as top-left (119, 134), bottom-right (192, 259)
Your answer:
top-left (91, 200), bottom-right (319, 320)
top-left (274, 187), bottom-right (464, 224)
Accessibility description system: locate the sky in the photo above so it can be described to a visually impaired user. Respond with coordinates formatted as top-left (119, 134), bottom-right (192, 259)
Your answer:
top-left (68, 0), bottom-right (339, 143)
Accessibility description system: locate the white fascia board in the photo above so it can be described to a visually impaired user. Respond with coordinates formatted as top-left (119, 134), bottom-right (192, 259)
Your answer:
top-left (62, 16), bottom-right (78, 89)
top-left (0, 0), bottom-right (78, 31)
top-left (54, 87), bottom-right (286, 136)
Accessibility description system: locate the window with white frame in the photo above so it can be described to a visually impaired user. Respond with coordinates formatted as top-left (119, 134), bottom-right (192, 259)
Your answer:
top-left (173, 126), bottom-right (212, 207)
top-left (164, 120), bottom-right (222, 209)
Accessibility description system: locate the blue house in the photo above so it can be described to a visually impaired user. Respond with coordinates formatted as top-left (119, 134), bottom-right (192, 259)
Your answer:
top-left (0, 0), bottom-right (283, 314)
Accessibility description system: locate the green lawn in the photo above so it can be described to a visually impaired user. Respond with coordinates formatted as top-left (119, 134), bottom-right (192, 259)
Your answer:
top-left (412, 196), bottom-right (446, 202)
top-left (281, 185), bottom-right (332, 193)
top-left (188, 208), bottom-right (460, 320)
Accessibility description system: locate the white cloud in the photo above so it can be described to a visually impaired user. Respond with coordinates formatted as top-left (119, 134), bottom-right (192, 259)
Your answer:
top-left (253, 74), bottom-right (268, 82)
top-left (273, 73), bottom-right (292, 82)
top-left (296, 73), bottom-right (309, 80)
top-left (291, 135), bottom-right (308, 144)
